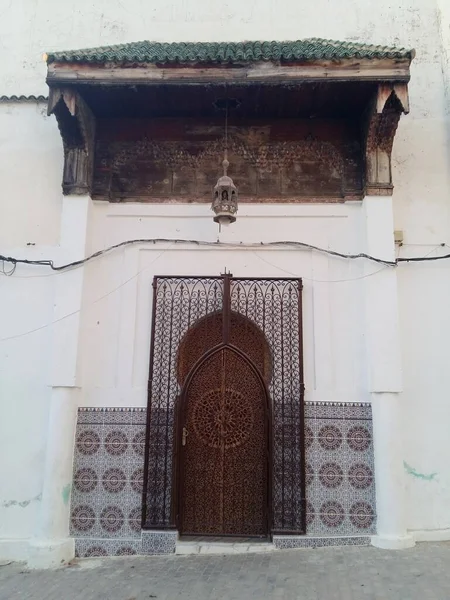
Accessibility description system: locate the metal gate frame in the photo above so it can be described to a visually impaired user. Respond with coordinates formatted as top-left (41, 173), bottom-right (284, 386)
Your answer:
top-left (142, 274), bottom-right (306, 535)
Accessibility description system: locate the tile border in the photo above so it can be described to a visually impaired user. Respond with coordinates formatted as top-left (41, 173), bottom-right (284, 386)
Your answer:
top-left (142, 530), bottom-right (177, 555)
top-left (78, 404), bottom-right (370, 411)
top-left (74, 531), bottom-right (178, 557)
top-left (304, 402), bottom-right (371, 407)
top-left (273, 535), bottom-right (371, 549)
top-left (78, 407), bottom-right (147, 412)
top-left (75, 538), bottom-right (143, 557)
top-left (75, 533), bottom-right (372, 556)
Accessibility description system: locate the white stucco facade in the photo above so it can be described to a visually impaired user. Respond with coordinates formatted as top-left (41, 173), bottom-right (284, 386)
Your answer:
top-left (1, 0), bottom-right (449, 566)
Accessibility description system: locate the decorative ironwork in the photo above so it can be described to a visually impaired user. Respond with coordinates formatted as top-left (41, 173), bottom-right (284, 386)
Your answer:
top-left (229, 278), bottom-right (304, 533)
top-left (143, 275), bottom-right (305, 535)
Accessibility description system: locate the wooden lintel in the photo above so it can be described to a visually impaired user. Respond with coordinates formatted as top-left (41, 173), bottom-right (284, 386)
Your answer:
top-left (91, 194), bottom-right (361, 204)
top-left (393, 83), bottom-right (410, 114)
top-left (47, 57), bottom-right (412, 85)
top-left (366, 183), bottom-right (393, 196)
top-left (47, 87), bottom-right (62, 115)
top-left (376, 84), bottom-right (395, 113)
top-left (62, 90), bottom-right (77, 116)
top-left (376, 82), bottom-right (410, 114)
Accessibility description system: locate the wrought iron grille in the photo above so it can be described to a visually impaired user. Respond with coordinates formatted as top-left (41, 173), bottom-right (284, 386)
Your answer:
top-left (142, 275), bottom-right (305, 534)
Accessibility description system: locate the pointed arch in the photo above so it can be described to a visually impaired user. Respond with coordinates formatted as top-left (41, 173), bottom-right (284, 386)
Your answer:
top-left (175, 344), bottom-right (272, 536)
top-left (176, 310), bottom-right (273, 387)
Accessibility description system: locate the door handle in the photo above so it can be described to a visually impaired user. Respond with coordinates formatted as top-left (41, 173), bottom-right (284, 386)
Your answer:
top-left (182, 426), bottom-right (188, 446)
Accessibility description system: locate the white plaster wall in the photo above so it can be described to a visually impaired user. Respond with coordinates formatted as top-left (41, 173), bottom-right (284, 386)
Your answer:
top-left (393, 115), bottom-right (450, 534)
top-left (437, 0), bottom-right (450, 106)
top-left (0, 103), bottom-right (62, 247)
top-left (0, 263), bottom-right (54, 548)
top-left (0, 0), bottom-right (449, 551)
top-left (79, 202), bottom-right (370, 409)
top-left (0, 101), bottom-right (63, 553)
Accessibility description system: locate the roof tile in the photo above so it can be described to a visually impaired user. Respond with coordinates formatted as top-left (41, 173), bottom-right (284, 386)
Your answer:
top-left (46, 39), bottom-right (414, 64)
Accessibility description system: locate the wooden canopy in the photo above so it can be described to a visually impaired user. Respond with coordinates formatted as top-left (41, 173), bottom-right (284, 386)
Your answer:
top-left (45, 39), bottom-right (414, 200)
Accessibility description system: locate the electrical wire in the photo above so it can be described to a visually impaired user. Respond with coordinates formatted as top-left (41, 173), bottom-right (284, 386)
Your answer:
top-left (252, 251), bottom-right (389, 283)
top-left (1, 260), bottom-right (16, 276)
top-left (0, 238), bottom-right (399, 271)
top-left (2, 238), bottom-right (449, 275)
top-left (398, 245), bottom-right (440, 262)
top-left (4, 241), bottom-right (446, 279)
top-left (1, 240), bottom-right (448, 342)
top-left (397, 253), bottom-right (450, 263)
top-left (0, 244), bottom-right (171, 343)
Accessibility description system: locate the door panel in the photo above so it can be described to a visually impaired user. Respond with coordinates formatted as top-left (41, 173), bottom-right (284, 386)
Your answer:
top-left (180, 347), bottom-right (268, 536)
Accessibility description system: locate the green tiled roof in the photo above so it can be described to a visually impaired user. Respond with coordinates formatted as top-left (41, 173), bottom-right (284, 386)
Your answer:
top-left (0, 95), bottom-right (48, 102)
top-left (46, 39), bottom-right (414, 64)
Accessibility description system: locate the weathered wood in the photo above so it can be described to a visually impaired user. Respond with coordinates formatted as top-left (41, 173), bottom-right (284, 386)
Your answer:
top-left (48, 88), bottom-right (96, 195)
top-left (363, 83), bottom-right (408, 196)
top-left (47, 74), bottom-right (409, 202)
top-left (393, 83), bottom-right (410, 113)
top-left (376, 83), bottom-right (409, 114)
top-left (91, 118), bottom-right (363, 202)
top-left (63, 148), bottom-right (90, 195)
top-left (47, 58), bottom-right (412, 85)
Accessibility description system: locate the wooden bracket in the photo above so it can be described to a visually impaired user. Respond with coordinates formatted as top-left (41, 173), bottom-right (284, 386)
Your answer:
top-left (364, 83), bottom-right (409, 196)
top-left (48, 87), bottom-right (96, 195)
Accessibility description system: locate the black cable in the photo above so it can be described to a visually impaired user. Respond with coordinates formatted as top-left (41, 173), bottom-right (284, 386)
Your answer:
top-left (1, 238), bottom-right (449, 273)
top-left (264, 241), bottom-right (396, 266)
top-left (1, 259), bottom-right (17, 276)
top-left (397, 253), bottom-right (450, 263)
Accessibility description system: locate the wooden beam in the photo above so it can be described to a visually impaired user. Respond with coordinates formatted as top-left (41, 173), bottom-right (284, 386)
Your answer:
top-left (91, 193), bottom-right (361, 203)
top-left (376, 83), bottom-right (409, 114)
top-left (47, 58), bottom-right (412, 86)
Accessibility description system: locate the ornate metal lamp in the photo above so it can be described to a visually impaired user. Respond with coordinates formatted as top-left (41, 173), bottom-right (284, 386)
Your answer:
top-left (211, 103), bottom-right (238, 225)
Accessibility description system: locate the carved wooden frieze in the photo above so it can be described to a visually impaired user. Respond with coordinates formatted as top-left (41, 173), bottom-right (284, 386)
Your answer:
top-left (92, 122), bottom-right (363, 202)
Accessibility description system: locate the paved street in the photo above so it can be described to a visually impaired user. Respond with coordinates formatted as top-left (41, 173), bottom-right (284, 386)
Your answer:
top-left (1, 543), bottom-right (449, 599)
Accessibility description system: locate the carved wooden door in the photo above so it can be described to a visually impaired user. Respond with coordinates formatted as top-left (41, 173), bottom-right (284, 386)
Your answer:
top-left (179, 347), bottom-right (268, 536)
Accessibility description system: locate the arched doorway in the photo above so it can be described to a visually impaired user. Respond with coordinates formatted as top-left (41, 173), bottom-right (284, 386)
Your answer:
top-left (176, 313), bottom-right (272, 537)
top-left (142, 275), bottom-right (305, 536)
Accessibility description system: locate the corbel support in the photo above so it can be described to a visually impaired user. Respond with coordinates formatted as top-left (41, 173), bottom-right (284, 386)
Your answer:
top-left (364, 83), bottom-right (409, 196)
top-left (48, 88), bottom-right (96, 195)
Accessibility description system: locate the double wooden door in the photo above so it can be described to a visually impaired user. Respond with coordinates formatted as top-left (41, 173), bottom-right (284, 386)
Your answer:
top-left (179, 346), bottom-right (269, 537)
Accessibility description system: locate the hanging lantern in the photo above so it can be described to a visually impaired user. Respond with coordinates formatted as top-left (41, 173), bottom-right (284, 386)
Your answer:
top-left (211, 150), bottom-right (238, 224)
top-left (211, 99), bottom-right (239, 225)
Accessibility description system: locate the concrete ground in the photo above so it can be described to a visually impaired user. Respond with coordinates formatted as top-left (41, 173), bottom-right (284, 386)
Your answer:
top-left (0, 542), bottom-right (449, 599)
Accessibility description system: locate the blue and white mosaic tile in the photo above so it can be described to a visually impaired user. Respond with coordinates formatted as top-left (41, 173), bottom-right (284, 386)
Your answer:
top-left (273, 535), bottom-right (371, 550)
top-left (71, 403), bottom-right (376, 556)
